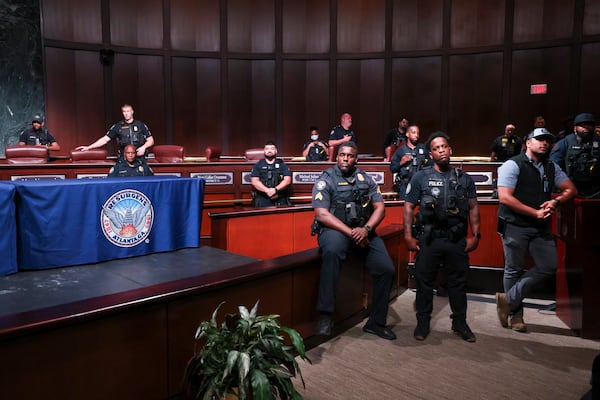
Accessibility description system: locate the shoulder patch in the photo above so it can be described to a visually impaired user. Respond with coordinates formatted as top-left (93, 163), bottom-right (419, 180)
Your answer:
top-left (405, 182), bottom-right (411, 194)
top-left (314, 192), bottom-right (323, 201)
top-left (316, 180), bottom-right (327, 191)
top-left (357, 173), bottom-right (365, 181)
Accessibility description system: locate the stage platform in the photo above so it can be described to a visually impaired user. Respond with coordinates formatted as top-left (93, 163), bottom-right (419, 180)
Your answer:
top-left (0, 246), bottom-right (257, 319)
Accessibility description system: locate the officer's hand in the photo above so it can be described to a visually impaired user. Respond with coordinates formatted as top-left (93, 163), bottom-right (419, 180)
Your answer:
top-left (265, 188), bottom-right (277, 198)
top-left (465, 237), bottom-right (479, 253)
top-left (136, 147), bottom-right (145, 157)
top-left (535, 207), bottom-right (552, 220)
top-left (350, 227), bottom-right (369, 247)
top-left (405, 237), bottom-right (420, 252)
top-left (400, 154), bottom-right (413, 165)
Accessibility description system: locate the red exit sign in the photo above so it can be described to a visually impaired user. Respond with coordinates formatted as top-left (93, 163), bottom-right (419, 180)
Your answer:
top-left (530, 84), bottom-right (547, 95)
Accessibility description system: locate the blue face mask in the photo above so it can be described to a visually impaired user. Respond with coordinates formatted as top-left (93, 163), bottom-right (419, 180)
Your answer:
top-left (311, 135), bottom-right (319, 141)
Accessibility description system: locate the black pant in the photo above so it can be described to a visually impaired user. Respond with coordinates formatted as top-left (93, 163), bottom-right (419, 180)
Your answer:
top-left (317, 228), bottom-right (395, 326)
top-left (414, 237), bottom-right (469, 323)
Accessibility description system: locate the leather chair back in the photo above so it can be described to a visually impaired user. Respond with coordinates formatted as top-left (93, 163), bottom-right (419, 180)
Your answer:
top-left (70, 148), bottom-right (109, 163)
top-left (4, 145), bottom-right (48, 164)
top-left (384, 144), bottom-right (398, 162)
top-left (245, 148), bottom-right (264, 161)
top-left (153, 145), bottom-right (185, 163)
top-left (205, 146), bottom-right (222, 161)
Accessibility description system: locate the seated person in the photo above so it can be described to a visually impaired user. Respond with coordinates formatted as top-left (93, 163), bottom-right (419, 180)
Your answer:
top-left (302, 126), bottom-right (329, 161)
top-left (490, 123), bottom-right (522, 162)
top-left (250, 141), bottom-right (292, 207)
top-left (108, 144), bottom-right (154, 177)
top-left (19, 114), bottom-right (61, 151)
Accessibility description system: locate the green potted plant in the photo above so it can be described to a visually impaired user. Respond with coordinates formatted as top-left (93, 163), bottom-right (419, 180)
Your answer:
top-left (183, 301), bottom-right (309, 400)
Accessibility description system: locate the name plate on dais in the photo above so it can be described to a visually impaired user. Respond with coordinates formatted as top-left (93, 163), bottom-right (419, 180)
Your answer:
top-left (190, 172), bottom-right (233, 185)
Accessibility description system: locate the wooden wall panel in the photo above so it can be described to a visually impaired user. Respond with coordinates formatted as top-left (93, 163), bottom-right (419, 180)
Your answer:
top-left (228, 60), bottom-right (276, 154)
top-left (41, 0), bottom-right (101, 43)
top-left (110, 0), bottom-right (163, 48)
top-left (514, 0), bottom-right (575, 43)
top-left (112, 54), bottom-right (166, 151)
top-left (282, 0), bottom-right (330, 53)
top-left (45, 48), bottom-right (104, 155)
top-left (170, 0), bottom-right (220, 52)
top-left (583, 0), bottom-right (600, 35)
top-left (392, 0), bottom-right (443, 51)
top-left (510, 47), bottom-right (571, 135)
top-left (337, 59), bottom-right (385, 156)
top-left (448, 52), bottom-right (504, 155)
top-left (172, 58), bottom-right (221, 154)
top-left (282, 60), bottom-right (329, 156)
top-left (337, 0), bottom-right (386, 53)
top-left (451, 0), bottom-right (505, 48)
top-left (579, 43), bottom-right (600, 116)
top-left (391, 56), bottom-right (443, 138)
top-left (227, 0), bottom-right (275, 53)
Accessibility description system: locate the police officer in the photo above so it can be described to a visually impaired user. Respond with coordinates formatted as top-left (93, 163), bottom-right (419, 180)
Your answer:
top-left (328, 112), bottom-right (357, 148)
top-left (496, 128), bottom-right (576, 333)
top-left (19, 114), bottom-right (61, 151)
top-left (250, 141), bottom-right (292, 207)
top-left (489, 123), bottom-right (522, 162)
top-left (108, 144), bottom-right (154, 177)
top-left (302, 126), bottom-right (329, 162)
top-left (404, 131), bottom-right (481, 343)
top-left (76, 104), bottom-right (154, 159)
top-left (550, 113), bottom-right (600, 198)
top-left (390, 124), bottom-right (430, 199)
top-left (312, 141), bottom-right (396, 340)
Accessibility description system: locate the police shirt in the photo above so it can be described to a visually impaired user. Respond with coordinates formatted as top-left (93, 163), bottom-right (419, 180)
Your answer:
top-left (250, 159), bottom-right (291, 187)
top-left (490, 135), bottom-right (523, 162)
top-left (390, 143), bottom-right (430, 176)
top-left (312, 165), bottom-right (383, 210)
top-left (19, 128), bottom-right (57, 146)
top-left (329, 125), bottom-right (357, 144)
top-left (108, 158), bottom-right (154, 177)
top-left (303, 140), bottom-right (329, 161)
top-left (106, 119), bottom-right (152, 152)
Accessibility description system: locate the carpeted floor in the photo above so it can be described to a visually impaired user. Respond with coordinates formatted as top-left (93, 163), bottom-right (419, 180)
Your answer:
top-left (293, 289), bottom-right (600, 400)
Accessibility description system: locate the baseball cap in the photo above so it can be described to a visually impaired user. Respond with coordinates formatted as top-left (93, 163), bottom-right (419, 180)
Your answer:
top-left (527, 127), bottom-right (554, 142)
top-left (32, 114), bottom-right (44, 123)
top-left (573, 113), bottom-right (595, 126)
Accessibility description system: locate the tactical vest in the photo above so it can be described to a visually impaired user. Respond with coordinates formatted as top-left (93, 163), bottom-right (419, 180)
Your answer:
top-left (564, 134), bottom-right (600, 191)
top-left (418, 167), bottom-right (470, 236)
top-left (116, 121), bottom-right (145, 149)
top-left (498, 152), bottom-right (555, 227)
top-left (24, 129), bottom-right (50, 146)
top-left (306, 142), bottom-right (328, 161)
top-left (256, 159), bottom-right (286, 188)
top-left (327, 168), bottom-right (373, 227)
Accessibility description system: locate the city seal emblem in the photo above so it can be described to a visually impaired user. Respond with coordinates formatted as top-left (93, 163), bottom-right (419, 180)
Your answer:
top-left (101, 189), bottom-right (154, 247)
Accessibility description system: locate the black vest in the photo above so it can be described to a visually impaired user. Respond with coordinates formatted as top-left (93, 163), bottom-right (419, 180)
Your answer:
top-left (564, 134), bottom-right (600, 192)
top-left (420, 167), bottom-right (470, 227)
top-left (326, 167), bottom-right (373, 227)
top-left (498, 152), bottom-right (555, 227)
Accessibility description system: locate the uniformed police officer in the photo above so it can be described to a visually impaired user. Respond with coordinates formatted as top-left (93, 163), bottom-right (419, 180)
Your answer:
top-left (328, 112), bottom-right (357, 148)
top-left (312, 141), bottom-right (396, 340)
top-left (18, 114), bottom-right (61, 151)
top-left (250, 141), bottom-right (292, 207)
top-left (76, 104), bottom-right (154, 159)
top-left (403, 131), bottom-right (481, 343)
top-left (489, 123), bottom-right (522, 162)
top-left (108, 144), bottom-right (154, 177)
top-left (389, 124), bottom-right (430, 199)
top-left (550, 113), bottom-right (600, 198)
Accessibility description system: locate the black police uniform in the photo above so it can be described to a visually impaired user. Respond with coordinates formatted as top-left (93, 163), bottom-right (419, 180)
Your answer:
top-left (404, 166), bottom-right (477, 326)
top-left (550, 133), bottom-right (600, 197)
top-left (312, 165), bottom-right (395, 327)
top-left (329, 125), bottom-right (357, 144)
top-left (390, 143), bottom-right (430, 199)
top-left (108, 158), bottom-right (154, 177)
top-left (382, 128), bottom-right (407, 154)
top-left (19, 128), bottom-right (57, 146)
top-left (250, 158), bottom-right (292, 207)
top-left (303, 139), bottom-right (329, 161)
top-left (490, 134), bottom-right (523, 162)
top-left (106, 120), bottom-right (152, 157)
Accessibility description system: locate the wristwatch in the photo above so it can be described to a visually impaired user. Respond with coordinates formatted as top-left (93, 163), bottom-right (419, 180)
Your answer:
top-left (364, 224), bottom-right (372, 233)
top-left (473, 232), bottom-right (482, 239)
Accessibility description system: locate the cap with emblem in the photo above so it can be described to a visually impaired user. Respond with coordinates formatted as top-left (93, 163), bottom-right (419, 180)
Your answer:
top-left (527, 127), bottom-right (554, 142)
top-left (32, 114), bottom-right (44, 123)
top-left (573, 113), bottom-right (595, 127)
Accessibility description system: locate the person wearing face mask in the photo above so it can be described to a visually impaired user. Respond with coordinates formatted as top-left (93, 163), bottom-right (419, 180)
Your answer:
top-left (302, 126), bottom-right (329, 161)
top-left (550, 113), bottom-right (600, 198)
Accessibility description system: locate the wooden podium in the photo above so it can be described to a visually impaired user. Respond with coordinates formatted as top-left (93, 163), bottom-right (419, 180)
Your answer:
top-left (555, 198), bottom-right (600, 339)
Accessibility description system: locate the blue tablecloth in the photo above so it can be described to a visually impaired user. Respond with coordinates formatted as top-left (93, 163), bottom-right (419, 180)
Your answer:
top-left (0, 183), bottom-right (17, 276)
top-left (13, 176), bottom-right (205, 270)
